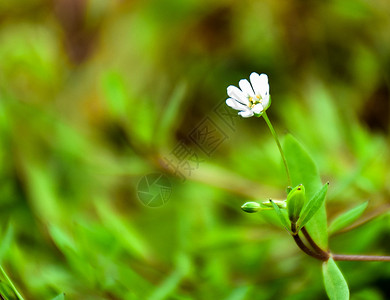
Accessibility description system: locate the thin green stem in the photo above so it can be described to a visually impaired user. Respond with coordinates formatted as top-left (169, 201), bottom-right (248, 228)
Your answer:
top-left (0, 266), bottom-right (24, 300)
top-left (262, 112), bottom-right (292, 187)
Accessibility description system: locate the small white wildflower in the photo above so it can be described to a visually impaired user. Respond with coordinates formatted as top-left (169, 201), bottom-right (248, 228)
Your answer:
top-left (225, 72), bottom-right (270, 118)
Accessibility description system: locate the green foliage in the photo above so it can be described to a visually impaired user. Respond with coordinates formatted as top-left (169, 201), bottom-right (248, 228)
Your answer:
top-left (0, 224), bottom-right (13, 264)
top-left (328, 202), bottom-right (368, 235)
top-left (322, 258), bottom-right (350, 300)
top-left (269, 200), bottom-right (290, 232)
top-left (51, 293), bottom-right (65, 300)
top-left (298, 183), bottom-right (329, 230)
top-left (283, 135), bottom-right (328, 249)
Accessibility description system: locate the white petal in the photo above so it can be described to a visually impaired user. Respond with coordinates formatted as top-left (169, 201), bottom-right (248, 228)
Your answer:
top-left (252, 104), bottom-right (263, 114)
top-left (239, 79), bottom-right (255, 98)
top-left (250, 72), bottom-right (269, 99)
top-left (238, 110), bottom-right (254, 118)
top-left (227, 85), bottom-right (249, 105)
top-left (226, 98), bottom-right (247, 111)
top-left (261, 94), bottom-right (270, 110)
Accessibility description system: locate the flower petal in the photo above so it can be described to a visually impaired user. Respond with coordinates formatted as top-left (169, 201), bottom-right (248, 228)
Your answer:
top-left (238, 110), bottom-right (254, 118)
top-left (227, 85), bottom-right (249, 105)
top-left (261, 94), bottom-right (270, 110)
top-left (250, 72), bottom-right (269, 99)
top-left (239, 79), bottom-right (255, 98)
top-left (252, 103), bottom-right (263, 114)
top-left (226, 98), bottom-right (247, 111)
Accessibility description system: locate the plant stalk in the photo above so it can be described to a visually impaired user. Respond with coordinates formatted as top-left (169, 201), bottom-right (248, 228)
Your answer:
top-left (291, 234), bottom-right (328, 261)
top-left (332, 254), bottom-right (390, 262)
top-left (290, 223), bottom-right (328, 261)
top-left (298, 227), bottom-right (390, 262)
top-left (301, 227), bottom-right (329, 258)
top-left (262, 112), bottom-right (292, 187)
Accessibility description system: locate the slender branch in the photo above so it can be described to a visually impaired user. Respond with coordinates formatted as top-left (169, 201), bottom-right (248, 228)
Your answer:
top-left (291, 234), bottom-right (328, 261)
top-left (290, 223), bottom-right (328, 261)
top-left (301, 227), bottom-right (329, 259)
top-left (291, 222), bottom-right (297, 234)
top-left (300, 227), bottom-right (390, 262)
top-left (262, 112), bottom-right (292, 187)
top-left (332, 254), bottom-right (390, 262)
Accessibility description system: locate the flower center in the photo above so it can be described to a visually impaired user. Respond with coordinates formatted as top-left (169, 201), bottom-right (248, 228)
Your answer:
top-left (248, 95), bottom-right (262, 108)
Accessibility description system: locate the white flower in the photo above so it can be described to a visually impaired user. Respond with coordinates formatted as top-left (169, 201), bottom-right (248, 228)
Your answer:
top-left (225, 72), bottom-right (270, 118)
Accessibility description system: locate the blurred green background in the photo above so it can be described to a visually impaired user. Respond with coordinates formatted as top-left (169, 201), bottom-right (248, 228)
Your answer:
top-left (0, 0), bottom-right (390, 299)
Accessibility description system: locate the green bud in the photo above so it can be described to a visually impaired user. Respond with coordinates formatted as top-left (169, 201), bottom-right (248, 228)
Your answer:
top-left (286, 184), bottom-right (306, 223)
top-left (241, 202), bottom-right (261, 213)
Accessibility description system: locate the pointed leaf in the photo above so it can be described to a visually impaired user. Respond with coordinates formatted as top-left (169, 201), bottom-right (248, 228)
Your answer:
top-left (328, 202), bottom-right (368, 235)
top-left (269, 200), bottom-right (291, 232)
top-left (322, 258), bottom-right (350, 300)
top-left (51, 293), bottom-right (65, 300)
top-left (0, 223), bottom-right (13, 264)
top-left (155, 81), bottom-right (187, 147)
top-left (298, 183), bottom-right (329, 230)
top-left (283, 134), bottom-right (328, 248)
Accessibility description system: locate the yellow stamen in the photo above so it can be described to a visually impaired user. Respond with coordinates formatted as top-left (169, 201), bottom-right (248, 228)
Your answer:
top-left (248, 95), bottom-right (262, 108)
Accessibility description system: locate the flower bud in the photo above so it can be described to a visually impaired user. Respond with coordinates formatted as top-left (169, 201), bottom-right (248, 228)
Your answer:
top-left (286, 184), bottom-right (306, 223)
top-left (241, 202), bottom-right (261, 213)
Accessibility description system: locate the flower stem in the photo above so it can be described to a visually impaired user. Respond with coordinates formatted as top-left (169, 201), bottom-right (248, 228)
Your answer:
top-left (301, 227), bottom-right (329, 257)
top-left (290, 222), bottom-right (327, 261)
top-left (332, 254), bottom-right (390, 262)
top-left (298, 228), bottom-right (390, 262)
top-left (262, 112), bottom-right (292, 187)
top-left (291, 233), bottom-right (328, 261)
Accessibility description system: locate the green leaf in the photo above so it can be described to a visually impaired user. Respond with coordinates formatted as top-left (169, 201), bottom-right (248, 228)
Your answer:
top-left (224, 286), bottom-right (251, 300)
top-left (102, 70), bottom-right (128, 119)
top-left (95, 199), bottom-right (151, 260)
top-left (328, 202), bottom-right (368, 235)
top-left (322, 258), bottom-right (350, 300)
top-left (0, 223), bottom-right (13, 264)
top-left (283, 134), bottom-right (328, 248)
top-left (51, 293), bottom-right (65, 300)
top-left (155, 81), bottom-right (187, 148)
top-left (297, 183), bottom-right (329, 230)
top-left (269, 200), bottom-right (291, 232)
